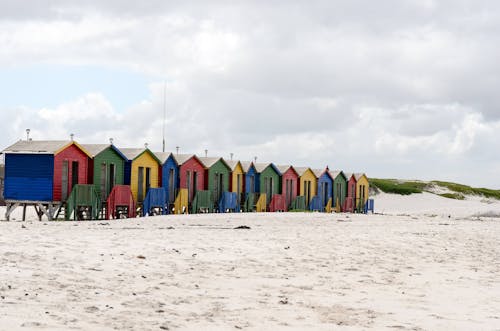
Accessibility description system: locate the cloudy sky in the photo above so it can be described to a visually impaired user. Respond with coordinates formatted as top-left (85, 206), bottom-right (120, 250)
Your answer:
top-left (1, 0), bottom-right (500, 187)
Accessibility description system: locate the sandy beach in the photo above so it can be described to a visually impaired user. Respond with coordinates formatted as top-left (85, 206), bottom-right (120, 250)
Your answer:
top-left (1, 195), bottom-right (500, 330)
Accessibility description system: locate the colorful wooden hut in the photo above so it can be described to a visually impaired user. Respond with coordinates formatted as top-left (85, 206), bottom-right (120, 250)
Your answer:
top-left (355, 173), bottom-right (369, 212)
top-left (294, 167), bottom-right (318, 209)
top-left (2, 140), bottom-right (92, 220)
top-left (81, 144), bottom-right (127, 200)
top-left (330, 170), bottom-right (347, 212)
top-left (198, 157), bottom-right (231, 211)
top-left (255, 163), bottom-right (282, 211)
top-left (242, 162), bottom-right (260, 212)
top-left (276, 165), bottom-right (299, 211)
top-left (174, 154), bottom-right (206, 210)
top-left (121, 148), bottom-right (161, 204)
top-left (313, 168), bottom-right (333, 212)
top-left (344, 173), bottom-right (357, 212)
top-left (155, 152), bottom-right (179, 211)
top-left (225, 160), bottom-right (245, 209)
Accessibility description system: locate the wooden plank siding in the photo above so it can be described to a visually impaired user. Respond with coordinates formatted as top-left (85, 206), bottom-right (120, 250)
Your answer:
top-left (84, 145), bottom-right (126, 200)
top-left (297, 168), bottom-right (318, 207)
top-left (258, 164), bottom-right (281, 207)
top-left (178, 156), bottom-right (205, 204)
top-left (198, 157), bottom-right (231, 206)
top-left (53, 144), bottom-right (91, 202)
top-left (128, 151), bottom-right (160, 203)
top-left (279, 166), bottom-right (299, 211)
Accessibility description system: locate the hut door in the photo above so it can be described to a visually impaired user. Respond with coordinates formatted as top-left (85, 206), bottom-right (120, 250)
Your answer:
top-left (218, 173), bottom-right (224, 199)
top-left (62, 160), bottom-right (69, 201)
top-left (249, 176), bottom-right (255, 193)
top-left (100, 163), bottom-right (107, 198)
top-left (186, 171), bottom-right (192, 202)
top-left (305, 180), bottom-right (311, 205)
top-left (109, 163), bottom-right (116, 195)
top-left (192, 171), bottom-right (198, 197)
top-left (169, 169), bottom-right (175, 203)
top-left (145, 168), bottom-right (151, 194)
top-left (71, 161), bottom-right (79, 190)
top-left (321, 182), bottom-right (328, 206)
top-left (138, 167), bottom-right (144, 202)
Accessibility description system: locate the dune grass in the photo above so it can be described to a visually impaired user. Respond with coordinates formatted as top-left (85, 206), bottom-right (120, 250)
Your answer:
top-left (370, 178), bottom-right (500, 200)
top-left (369, 178), bottom-right (427, 195)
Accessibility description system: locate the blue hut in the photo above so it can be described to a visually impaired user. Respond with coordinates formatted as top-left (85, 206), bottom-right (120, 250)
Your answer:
top-left (312, 168), bottom-right (333, 212)
top-left (155, 152), bottom-right (179, 212)
top-left (242, 162), bottom-right (259, 194)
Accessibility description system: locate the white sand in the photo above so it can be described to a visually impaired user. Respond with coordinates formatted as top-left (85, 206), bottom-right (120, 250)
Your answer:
top-left (1, 195), bottom-right (500, 330)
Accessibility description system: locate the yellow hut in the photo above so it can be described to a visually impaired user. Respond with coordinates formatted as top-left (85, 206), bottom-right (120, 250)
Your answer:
top-left (121, 148), bottom-right (161, 203)
top-left (354, 173), bottom-right (369, 211)
top-left (224, 160), bottom-right (245, 195)
top-left (294, 167), bottom-right (318, 207)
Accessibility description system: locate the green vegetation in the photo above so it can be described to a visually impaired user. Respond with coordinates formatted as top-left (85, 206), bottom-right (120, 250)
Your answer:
top-left (369, 178), bottom-right (500, 200)
top-left (432, 181), bottom-right (500, 200)
top-left (439, 193), bottom-right (465, 200)
top-left (369, 178), bottom-right (427, 195)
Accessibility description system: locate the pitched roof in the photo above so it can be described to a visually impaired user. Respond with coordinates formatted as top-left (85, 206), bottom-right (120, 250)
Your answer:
top-left (197, 156), bottom-right (222, 168)
top-left (293, 167), bottom-right (312, 177)
top-left (276, 165), bottom-right (291, 173)
top-left (240, 161), bottom-right (253, 172)
top-left (154, 152), bottom-right (172, 164)
top-left (224, 160), bottom-right (242, 171)
top-left (344, 172), bottom-right (354, 180)
top-left (172, 153), bottom-right (197, 166)
top-left (354, 173), bottom-right (367, 181)
top-left (2, 140), bottom-right (71, 154)
top-left (329, 170), bottom-right (346, 180)
top-left (254, 163), bottom-right (270, 173)
top-left (312, 169), bottom-right (324, 178)
top-left (1, 140), bottom-right (92, 157)
top-left (120, 148), bottom-right (161, 163)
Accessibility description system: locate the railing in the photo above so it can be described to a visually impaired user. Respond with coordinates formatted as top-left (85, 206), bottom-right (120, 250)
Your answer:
top-left (106, 185), bottom-right (135, 219)
top-left (142, 187), bottom-right (168, 216)
top-left (65, 184), bottom-right (101, 221)
top-left (192, 190), bottom-right (214, 214)
top-left (290, 196), bottom-right (306, 211)
top-left (218, 192), bottom-right (240, 213)
top-left (269, 194), bottom-right (285, 212)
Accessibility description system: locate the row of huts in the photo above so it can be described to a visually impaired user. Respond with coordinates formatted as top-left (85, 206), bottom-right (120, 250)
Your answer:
top-left (0, 139), bottom-right (372, 220)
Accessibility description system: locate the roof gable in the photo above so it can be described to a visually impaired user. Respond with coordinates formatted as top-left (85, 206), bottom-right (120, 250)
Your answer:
top-left (121, 148), bottom-right (161, 164)
top-left (2, 140), bottom-right (92, 158)
top-left (81, 144), bottom-right (127, 161)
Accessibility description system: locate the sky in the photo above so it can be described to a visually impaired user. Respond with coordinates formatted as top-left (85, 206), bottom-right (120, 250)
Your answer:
top-left (1, 0), bottom-right (500, 187)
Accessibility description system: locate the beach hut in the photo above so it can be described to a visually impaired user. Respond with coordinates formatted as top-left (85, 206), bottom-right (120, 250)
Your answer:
top-left (225, 160), bottom-right (245, 209)
top-left (198, 157), bottom-right (231, 211)
top-left (330, 170), bottom-right (347, 212)
top-left (344, 173), bottom-right (357, 212)
top-left (277, 165), bottom-right (299, 211)
top-left (174, 154), bottom-right (206, 210)
top-left (1, 140), bottom-right (92, 220)
top-left (121, 148), bottom-right (161, 204)
top-left (355, 173), bottom-right (370, 212)
top-left (81, 144), bottom-right (127, 200)
top-left (242, 162), bottom-right (259, 212)
top-left (313, 168), bottom-right (333, 212)
top-left (255, 163), bottom-right (282, 211)
top-left (155, 152), bottom-right (179, 211)
top-left (295, 167), bottom-right (318, 209)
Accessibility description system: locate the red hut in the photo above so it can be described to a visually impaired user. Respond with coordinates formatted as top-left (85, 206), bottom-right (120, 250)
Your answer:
top-left (344, 173), bottom-right (357, 212)
top-left (51, 141), bottom-right (92, 202)
top-left (277, 165), bottom-right (299, 211)
top-left (174, 154), bottom-right (206, 205)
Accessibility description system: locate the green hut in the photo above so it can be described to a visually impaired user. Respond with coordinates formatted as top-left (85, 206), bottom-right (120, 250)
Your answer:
top-left (82, 144), bottom-right (127, 200)
top-left (198, 157), bottom-right (231, 209)
top-left (330, 170), bottom-right (347, 212)
top-left (255, 163), bottom-right (281, 207)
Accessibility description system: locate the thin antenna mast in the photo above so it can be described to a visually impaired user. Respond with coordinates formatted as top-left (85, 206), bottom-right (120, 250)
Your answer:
top-left (162, 81), bottom-right (167, 153)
